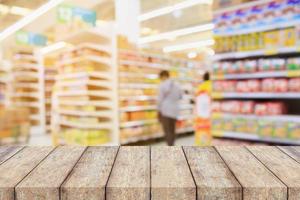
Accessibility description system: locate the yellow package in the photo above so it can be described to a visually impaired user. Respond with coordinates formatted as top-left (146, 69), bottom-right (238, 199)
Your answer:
top-left (283, 28), bottom-right (296, 47)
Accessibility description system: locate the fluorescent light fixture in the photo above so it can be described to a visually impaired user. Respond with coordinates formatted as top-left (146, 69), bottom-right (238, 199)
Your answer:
top-left (138, 0), bottom-right (212, 21)
top-left (0, 0), bottom-right (64, 42)
top-left (40, 42), bottom-right (67, 54)
top-left (139, 23), bottom-right (214, 44)
top-left (188, 52), bottom-right (197, 58)
top-left (163, 39), bottom-right (215, 53)
top-left (10, 6), bottom-right (31, 16)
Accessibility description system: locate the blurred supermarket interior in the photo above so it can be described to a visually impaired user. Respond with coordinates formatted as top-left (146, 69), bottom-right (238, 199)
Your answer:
top-left (0, 0), bottom-right (300, 146)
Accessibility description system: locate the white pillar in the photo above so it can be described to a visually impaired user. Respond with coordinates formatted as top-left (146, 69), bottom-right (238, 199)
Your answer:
top-left (115, 0), bottom-right (140, 44)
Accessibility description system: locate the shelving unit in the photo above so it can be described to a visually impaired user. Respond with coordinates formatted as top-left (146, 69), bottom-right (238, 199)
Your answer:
top-left (119, 49), bottom-right (202, 144)
top-left (0, 61), bottom-right (11, 107)
top-left (11, 50), bottom-right (46, 133)
top-left (51, 26), bottom-right (118, 145)
top-left (212, 0), bottom-right (300, 144)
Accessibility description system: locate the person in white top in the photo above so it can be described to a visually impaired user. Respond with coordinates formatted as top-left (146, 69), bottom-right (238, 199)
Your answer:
top-left (157, 70), bottom-right (183, 146)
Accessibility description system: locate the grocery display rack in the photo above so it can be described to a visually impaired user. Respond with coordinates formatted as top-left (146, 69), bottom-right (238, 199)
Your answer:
top-left (119, 49), bottom-right (202, 144)
top-left (51, 25), bottom-right (119, 145)
top-left (212, 0), bottom-right (300, 144)
top-left (0, 60), bottom-right (11, 107)
top-left (11, 50), bottom-right (46, 134)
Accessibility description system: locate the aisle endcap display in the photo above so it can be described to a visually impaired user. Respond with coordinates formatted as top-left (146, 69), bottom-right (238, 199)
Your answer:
top-left (51, 25), bottom-right (119, 146)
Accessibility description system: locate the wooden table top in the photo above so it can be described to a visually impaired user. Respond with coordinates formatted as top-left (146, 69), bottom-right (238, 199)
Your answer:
top-left (0, 146), bottom-right (299, 200)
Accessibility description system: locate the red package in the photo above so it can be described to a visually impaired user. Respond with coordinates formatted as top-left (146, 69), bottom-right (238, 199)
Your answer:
top-left (262, 78), bottom-right (275, 92)
top-left (254, 103), bottom-right (268, 115)
top-left (288, 78), bottom-right (300, 92)
top-left (213, 81), bottom-right (223, 92)
top-left (267, 102), bottom-right (286, 115)
top-left (247, 80), bottom-right (261, 92)
top-left (240, 101), bottom-right (255, 114)
top-left (274, 79), bottom-right (288, 92)
top-left (221, 101), bottom-right (241, 114)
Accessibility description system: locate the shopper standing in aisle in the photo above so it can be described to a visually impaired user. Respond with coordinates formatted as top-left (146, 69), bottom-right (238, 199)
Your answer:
top-left (158, 70), bottom-right (182, 146)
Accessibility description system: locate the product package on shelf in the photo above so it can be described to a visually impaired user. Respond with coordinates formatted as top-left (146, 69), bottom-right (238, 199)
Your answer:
top-left (0, 107), bottom-right (30, 144)
top-left (44, 57), bottom-right (58, 134)
top-left (52, 26), bottom-right (118, 146)
top-left (0, 61), bottom-right (10, 108)
top-left (11, 51), bottom-right (45, 133)
top-left (118, 50), bottom-right (201, 144)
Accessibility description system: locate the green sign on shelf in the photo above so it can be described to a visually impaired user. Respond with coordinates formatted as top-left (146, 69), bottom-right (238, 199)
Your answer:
top-left (16, 31), bottom-right (47, 46)
top-left (57, 4), bottom-right (96, 26)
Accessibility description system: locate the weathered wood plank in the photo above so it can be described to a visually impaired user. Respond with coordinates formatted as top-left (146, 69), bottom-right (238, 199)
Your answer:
top-left (106, 146), bottom-right (150, 200)
top-left (61, 146), bottom-right (119, 200)
top-left (151, 146), bottom-right (196, 200)
top-left (278, 146), bottom-right (300, 163)
top-left (16, 146), bottom-right (86, 200)
top-left (0, 146), bottom-right (53, 200)
top-left (216, 146), bottom-right (287, 200)
top-left (0, 146), bottom-right (24, 165)
top-left (184, 147), bottom-right (242, 200)
top-left (248, 146), bottom-right (300, 200)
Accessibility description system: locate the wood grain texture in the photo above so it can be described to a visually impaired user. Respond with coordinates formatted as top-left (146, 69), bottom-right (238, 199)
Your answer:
top-left (0, 146), bottom-right (53, 200)
top-left (216, 146), bottom-right (287, 200)
top-left (15, 146), bottom-right (86, 200)
top-left (106, 146), bottom-right (150, 200)
top-left (151, 146), bottom-right (196, 200)
top-left (248, 146), bottom-right (300, 200)
top-left (0, 146), bottom-right (24, 165)
top-left (278, 146), bottom-right (300, 163)
top-left (184, 147), bottom-right (242, 200)
top-left (61, 146), bottom-right (119, 200)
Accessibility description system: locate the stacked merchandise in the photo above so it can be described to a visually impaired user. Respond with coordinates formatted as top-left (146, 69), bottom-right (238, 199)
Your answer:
top-left (0, 61), bottom-right (10, 108)
top-left (119, 50), bottom-right (200, 144)
top-left (52, 28), bottom-right (118, 145)
top-left (11, 51), bottom-right (45, 132)
top-left (0, 107), bottom-right (30, 144)
top-left (44, 57), bottom-right (57, 134)
top-left (211, 0), bottom-right (300, 144)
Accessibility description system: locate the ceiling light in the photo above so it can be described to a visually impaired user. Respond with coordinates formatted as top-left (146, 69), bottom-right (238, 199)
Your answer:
top-left (163, 39), bottom-right (215, 53)
top-left (138, 0), bottom-right (212, 21)
top-left (10, 6), bottom-right (31, 16)
top-left (139, 23), bottom-right (214, 44)
top-left (0, 0), bottom-right (64, 42)
top-left (40, 42), bottom-right (67, 54)
top-left (188, 52), bottom-right (197, 58)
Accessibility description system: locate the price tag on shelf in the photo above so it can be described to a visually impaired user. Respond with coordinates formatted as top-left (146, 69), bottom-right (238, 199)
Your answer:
top-left (212, 130), bottom-right (224, 137)
top-left (212, 93), bottom-right (224, 99)
top-left (264, 49), bottom-right (278, 56)
top-left (287, 70), bottom-right (300, 77)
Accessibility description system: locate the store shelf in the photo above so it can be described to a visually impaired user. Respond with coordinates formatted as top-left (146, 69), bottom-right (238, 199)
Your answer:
top-left (120, 119), bottom-right (158, 128)
top-left (58, 55), bottom-right (112, 67)
top-left (214, 46), bottom-right (300, 61)
top-left (214, 0), bottom-right (273, 15)
top-left (56, 80), bottom-right (111, 88)
top-left (13, 54), bottom-right (36, 61)
top-left (59, 120), bottom-right (112, 129)
top-left (119, 95), bottom-right (157, 101)
top-left (13, 83), bottom-right (39, 89)
top-left (121, 126), bottom-right (194, 144)
top-left (55, 72), bottom-right (111, 81)
top-left (55, 90), bottom-right (112, 97)
top-left (213, 130), bottom-right (300, 145)
top-left (13, 63), bottom-right (39, 70)
top-left (215, 20), bottom-right (300, 37)
top-left (213, 70), bottom-right (300, 80)
top-left (58, 110), bottom-right (112, 117)
top-left (11, 92), bottom-right (40, 98)
top-left (120, 105), bottom-right (156, 112)
top-left (13, 71), bottom-right (39, 78)
top-left (59, 100), bottom-right (112, 107)
top-left (119, 60), bottom-right (169, 70)
top-left (212, 92), bottom-right (300, 99)
top-left (14, 102), bottom-right (40, 108)
top-left (119, 83), bottom-right (157, 89)
top-left (212, 113), bottom-right (300, 123)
